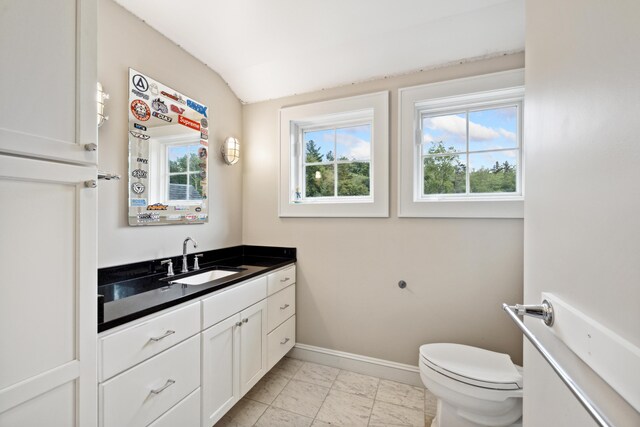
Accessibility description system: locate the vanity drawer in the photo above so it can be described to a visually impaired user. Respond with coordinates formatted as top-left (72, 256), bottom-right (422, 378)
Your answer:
top-left (147, 388), bottom-right (200, 427)
top-left (267, 315), bottom-right (296, 370)
top-left (202, 276), bottom-right (267, 329)
top-left (267, 265), bottom-right (296, 296)
top-left (100, 301), bottom-right (200, 381)
top-left (267, 284), bottom-right (295, 332)
top-left (100, 335), bottom-right (200, 427)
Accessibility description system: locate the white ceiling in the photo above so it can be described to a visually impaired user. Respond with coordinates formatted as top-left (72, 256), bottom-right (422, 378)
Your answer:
top-left (114, 0), bottom-right (524, 104)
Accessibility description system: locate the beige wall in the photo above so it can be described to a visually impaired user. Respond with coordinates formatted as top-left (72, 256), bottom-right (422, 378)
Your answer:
top-left (97, 0), bottom-right (243, 267)
top-left (242, 54), bottom-right (525, 366)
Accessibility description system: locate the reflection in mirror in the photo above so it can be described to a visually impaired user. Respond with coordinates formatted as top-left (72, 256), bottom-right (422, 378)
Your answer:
top-left (128, 69), bottom-right (209, 226)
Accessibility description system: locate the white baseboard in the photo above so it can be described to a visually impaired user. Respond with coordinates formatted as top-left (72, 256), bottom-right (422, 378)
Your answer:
top-left (288, 343), bottom-right (423, 387)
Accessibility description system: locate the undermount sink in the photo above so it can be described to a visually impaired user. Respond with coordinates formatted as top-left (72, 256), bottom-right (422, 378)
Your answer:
top-left (170, 269), bottom-right (240, 286)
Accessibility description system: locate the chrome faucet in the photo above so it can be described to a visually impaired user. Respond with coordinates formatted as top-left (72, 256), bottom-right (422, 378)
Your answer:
top-left (181, 237), bottom-right (198, 273)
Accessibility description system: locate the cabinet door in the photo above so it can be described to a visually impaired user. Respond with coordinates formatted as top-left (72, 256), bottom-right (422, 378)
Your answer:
top-left (0, 0), bottom-right (97, 165)
top-left (239, 300), bottom-right (268, 397)
top-left (201, 314), bottom-right (240, 427)
top-left (0, 155), bottom-right (97, 426)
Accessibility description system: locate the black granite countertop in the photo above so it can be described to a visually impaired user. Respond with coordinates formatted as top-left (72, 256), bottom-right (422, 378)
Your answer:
top-left (98, 245), bottom-right (296, 332)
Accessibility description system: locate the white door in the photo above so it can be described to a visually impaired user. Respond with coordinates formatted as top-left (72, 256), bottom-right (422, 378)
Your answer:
top-left (201, 314), bottom-right (240, 427)
top-left (524, 0), bottom-right (640, 426)
top-left (0, 156), bottom-right (97, 427)
top-left (239, 300), bottom-right (268, 397)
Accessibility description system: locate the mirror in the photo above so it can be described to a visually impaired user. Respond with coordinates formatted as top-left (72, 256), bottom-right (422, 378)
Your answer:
top-left (128, 68), bottom-right (209, 226)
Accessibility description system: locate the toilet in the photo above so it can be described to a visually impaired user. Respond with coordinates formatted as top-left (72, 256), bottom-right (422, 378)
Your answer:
top-left (419, 343), bottom-right (523, 427)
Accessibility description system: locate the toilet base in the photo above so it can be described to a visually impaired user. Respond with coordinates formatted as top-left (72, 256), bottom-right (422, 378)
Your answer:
top-left (431, 399), bottom-right (522, 427)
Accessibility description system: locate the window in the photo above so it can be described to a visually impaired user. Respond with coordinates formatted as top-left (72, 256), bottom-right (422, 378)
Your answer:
top-left (279, 92), bottom-right (389, 217)
top-left (166, 143), bottom-right (205, 202)
top-left (399, 69), bottom-right (525, 218)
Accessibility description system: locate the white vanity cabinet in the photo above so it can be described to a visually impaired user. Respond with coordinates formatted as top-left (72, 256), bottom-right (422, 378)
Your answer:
top-left (98, 301), bottom-right (201, 427)
top-left (201, 278), bottom-right (268, 427)
top-left (266, 265), bottom-right (297, 369)
top-left (98, 264), bottom-right (295, 427)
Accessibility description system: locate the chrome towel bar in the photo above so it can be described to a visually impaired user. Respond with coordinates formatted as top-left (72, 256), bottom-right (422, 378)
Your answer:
top-left (502, 303), bottom-right (613, 427)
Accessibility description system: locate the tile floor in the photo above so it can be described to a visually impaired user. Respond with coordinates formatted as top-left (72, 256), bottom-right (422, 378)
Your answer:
top-left (215, 357), bottom-right (438, 427)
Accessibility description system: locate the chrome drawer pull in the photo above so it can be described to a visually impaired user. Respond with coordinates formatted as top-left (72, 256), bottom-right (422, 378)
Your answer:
top-left (280, 338), bottom-right (290, 345)
top-left (149, 330), bottom-right (175, 342)
top-left (150, 379), bottom-right (175, 395)
top-left (280, 304), bottom-right (290, 310)
top-left (280, 277), bottom-right (290, 283)
top-left (242, 318), bottom-right (249, 323)
top-left (236, 321), bottom-right (243, 327)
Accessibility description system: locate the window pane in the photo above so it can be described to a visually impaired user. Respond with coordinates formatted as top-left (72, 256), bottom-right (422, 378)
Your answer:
top-left (304, 129), bottom-right (334, 163)
top-left (189, 172), bottom-right (203, 199)
top-left (423, 154), bottom-right (466, 195)
top-left (469, 150), bottom-right (518, 193)
top-left (336, 125), bottom-right (371, 161)
top-left (469, 106), bottom-right (518, 152)
top-left (168, 146), bottom-right (189, 173)
top-left (338, 162), bottom-right (370, 196)
top-left (305, 165), bottom-right (334, 197)
top-left (422, 112), bottom-right (467, 153)
top-left (168, 174), bottom-right (187, 200)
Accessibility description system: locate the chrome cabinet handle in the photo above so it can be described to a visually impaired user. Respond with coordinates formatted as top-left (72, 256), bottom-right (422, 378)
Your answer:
top-left (280, 338), bottom-right (290, 345)
top-left (280, 277), bottom-right (290, 283)
top-left (150, 379), bottom-right (175, 395)
top-left (242, 318), bottom-right (249, 323)
top-left (236, 321), bottom-right (243, 327)
top-left (280, 304), bottom-right (290, 310)
top-left (149, 330), bottom-right (175, 342)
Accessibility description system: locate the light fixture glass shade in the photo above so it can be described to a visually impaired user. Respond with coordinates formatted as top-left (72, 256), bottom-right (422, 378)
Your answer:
top-left (221, 137), bottom-right (240, 165)
top-left (97, 82), bottom-right (109, 127)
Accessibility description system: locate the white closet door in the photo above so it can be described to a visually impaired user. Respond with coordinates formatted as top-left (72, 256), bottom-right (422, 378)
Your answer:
top-left (0, 0), bottom-right (97, 165)
top-left (0, 155), bottom-right (97, 427)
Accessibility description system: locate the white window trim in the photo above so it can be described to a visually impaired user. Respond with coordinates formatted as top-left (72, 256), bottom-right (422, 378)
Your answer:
top-left (398, 69), bottom-right (525, 218)
top-left (279, 91), bottom-right (389, 217)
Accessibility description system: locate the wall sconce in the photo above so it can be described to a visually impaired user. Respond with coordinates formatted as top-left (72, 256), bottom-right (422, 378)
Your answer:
top-left (97, 82), bottom-right (109, 128)
top-left (221, 137), bottom-right (240, 165)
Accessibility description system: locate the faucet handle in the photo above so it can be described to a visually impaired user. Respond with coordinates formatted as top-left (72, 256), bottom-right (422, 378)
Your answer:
top-left (160, 259), bottom-right (174, 276)
top-left (193, 254), bottom-right (203, 270)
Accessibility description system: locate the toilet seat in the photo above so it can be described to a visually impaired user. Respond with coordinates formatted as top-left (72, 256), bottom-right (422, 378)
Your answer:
top-left (420, 344), bottom-right (522, 391)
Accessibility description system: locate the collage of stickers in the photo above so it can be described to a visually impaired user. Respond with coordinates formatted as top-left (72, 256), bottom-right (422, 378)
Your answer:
top-left (127, 68), bottom-right (210, 226)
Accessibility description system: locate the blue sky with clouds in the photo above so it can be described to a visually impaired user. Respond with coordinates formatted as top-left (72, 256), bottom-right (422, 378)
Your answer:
top-left (304, 125), bottom-right (371, 162)
top-left (422, 106), bottom-right (518, 170)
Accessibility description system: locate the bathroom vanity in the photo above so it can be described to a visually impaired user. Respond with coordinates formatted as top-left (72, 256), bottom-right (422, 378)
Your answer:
top-left (97, 245), bottom-right (296, 427)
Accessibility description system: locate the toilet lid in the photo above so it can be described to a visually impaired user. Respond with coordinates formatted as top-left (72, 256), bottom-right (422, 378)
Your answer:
top-left (420, 343), bottom-right (522, 390)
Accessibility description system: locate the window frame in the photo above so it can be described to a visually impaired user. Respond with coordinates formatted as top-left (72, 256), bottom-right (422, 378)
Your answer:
top-left (279, 91), bottom-right (389, 217)
top-left (398, 69), bottom-right (525, 218)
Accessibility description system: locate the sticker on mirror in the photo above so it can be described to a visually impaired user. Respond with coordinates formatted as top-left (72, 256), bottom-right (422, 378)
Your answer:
top-left (200, 139), bottom-right (208, 147)
top-left (131, 100), bottom-right (150, 121)
top-left (200, 118), bottom-right (208, 128)
top-left (147, 203), bottom-right (168, 210)
top-left (131, 182), bottom-right (145, 194)
top-left (178, 115), bottom-right (200, 131)
top-left (129, 130), bottom-right (150, 140)
top-left (136, 157), bottom-right (148, 164)
top-left (131, 169), bottom-right (147, 179)
top-left (198, 147), bottom-right (207, 159)
top-left (151, 98), bottom-right (168, 114)
top-left (131, 89), bottom-right (149, 100)
top-left (174, 205), bottom-right (189, 211)
top-left (187, 99), bottom-right (207, 117)
top-left (137, 212), bottom-right (160, 222)
top-left (134, 123), bottom-right (147, 131)
top-left (152, 111), bottom-right (171, 122)
top-left (132, 74), bottom-right (149, 92)
top-left (171, 104), bottom-right (185, 114)
top-left (167, 215), bottom-right (182, 221)
top-left (150, 83), bottom-right (159, 95)
top-left (161, 91), bottom-right (186, 105)
top-left (130, 198), bottom-right (146, 207)
top-left (185, 213), bottom-right (197, 221)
